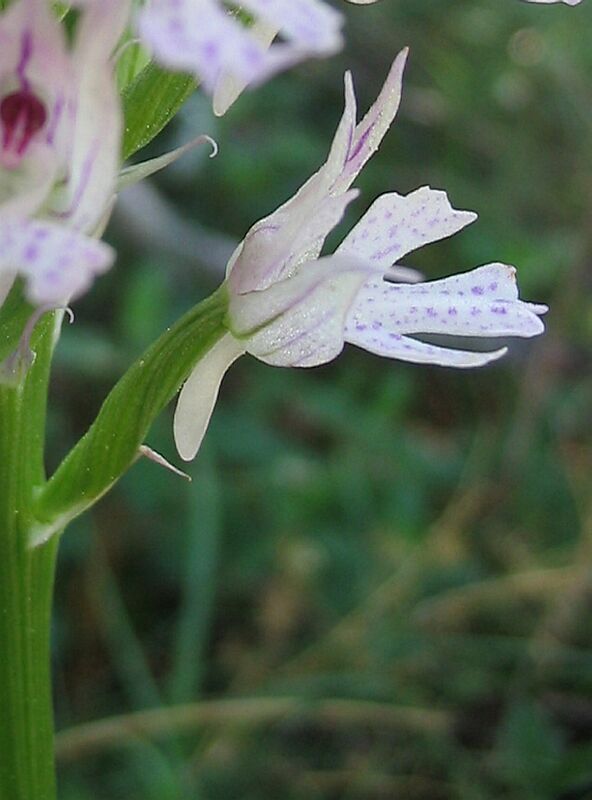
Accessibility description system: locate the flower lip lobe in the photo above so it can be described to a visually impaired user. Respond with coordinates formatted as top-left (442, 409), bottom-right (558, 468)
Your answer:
top-left (0, 90), bottom-right (47, 168)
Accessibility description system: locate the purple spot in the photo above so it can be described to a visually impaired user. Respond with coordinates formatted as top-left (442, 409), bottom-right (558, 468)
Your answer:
top-left (24, 244), bottom-right (38, 262)
top-left (471, 286), bottom-right (484, 296)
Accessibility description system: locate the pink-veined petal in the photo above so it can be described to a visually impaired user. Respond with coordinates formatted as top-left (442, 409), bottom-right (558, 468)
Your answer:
top-left (228, 51), bottom-right (408, 293)
top-left (332, 48), bottom-right (408, 196)
top-left (338, 187), bottom-right (477, 269)
top-left (174, 334), bottom-right (245, 461)
top-left (0, 218), bottom-right (114, 304)
top-left (0, 0), bottom-right (69, 96)
top-left (229, 72), bottom-right (357, 292)
top-left (0, 0), bottom-right (74, 176)
top-left (229, 254), bottom-right (376, 367)
top-left (57, 0), bottom-right (128, 232)
top-left (229, 188), bottom-right (359, 295)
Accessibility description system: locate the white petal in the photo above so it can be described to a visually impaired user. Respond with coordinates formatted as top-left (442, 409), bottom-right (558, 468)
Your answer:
top-left (0, 219), bottom-right (114, 304)
top-left (346, 263), bottom-right (547, 341)
top-left (338, 187), bottom-right (477, 268)
top-left (229, 254), bottom-right (375, 367)
top-left (173, 334), bottom-right (245, 461)
top-left (346, 330), bottom-right (508, 368)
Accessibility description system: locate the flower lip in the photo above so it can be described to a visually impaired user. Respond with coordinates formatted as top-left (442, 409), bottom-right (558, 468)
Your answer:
top-left (0, 89), bottom-right (47, 168)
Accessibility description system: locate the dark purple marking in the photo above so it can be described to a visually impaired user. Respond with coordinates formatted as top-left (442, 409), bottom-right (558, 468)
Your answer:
top-left (471, 286), bottom-right (484, 296)
top-left (17, 31), bottom-right (33, 90)
top-left (346, 124), bottom-right (372, 164)
top-left (1, 90), bottom-right (47, 163)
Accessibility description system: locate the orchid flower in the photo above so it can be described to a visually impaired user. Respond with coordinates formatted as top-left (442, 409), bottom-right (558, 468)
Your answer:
top-left (137, 0), bottom-right (344, 115)
top-left (0, 0), bottom-right (129, 306)
top-left (173, 51), bottom-right (547, 461)
top-left (523, 0), bottom-right (581, 4)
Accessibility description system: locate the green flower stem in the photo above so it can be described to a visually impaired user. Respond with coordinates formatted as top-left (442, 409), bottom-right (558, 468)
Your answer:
top-left (0, 313), bottom-right (60, 800)
top-left (0, 283), bottom-right (227, 799)
top-left (32, 286), bottom-right (229, 543)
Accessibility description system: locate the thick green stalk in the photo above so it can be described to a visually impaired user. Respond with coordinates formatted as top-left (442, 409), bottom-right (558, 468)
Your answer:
top-left (0, 314), bottom-right (59, 800)
top-left (33, 286), bottom-right (228, 541)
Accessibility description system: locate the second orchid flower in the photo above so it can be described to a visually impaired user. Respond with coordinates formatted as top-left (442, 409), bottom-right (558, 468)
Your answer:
top-left (173, 51), bottom-right (547, 461)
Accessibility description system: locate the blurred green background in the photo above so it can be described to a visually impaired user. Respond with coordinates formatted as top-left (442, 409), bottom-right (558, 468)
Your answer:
top-left (52, 1), bottom-right (592, 798)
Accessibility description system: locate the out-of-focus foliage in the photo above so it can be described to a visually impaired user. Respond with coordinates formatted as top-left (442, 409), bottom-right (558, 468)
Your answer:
top-left (52, 1), bottom-right (592, 798)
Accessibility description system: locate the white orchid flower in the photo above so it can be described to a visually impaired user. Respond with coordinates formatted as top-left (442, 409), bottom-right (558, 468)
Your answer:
top-left (137, 0), bottom-right (344, 115)
top-left (0, 0), bottom-right (130, 306)
top-left (173, 51), bottom-right (547, 461)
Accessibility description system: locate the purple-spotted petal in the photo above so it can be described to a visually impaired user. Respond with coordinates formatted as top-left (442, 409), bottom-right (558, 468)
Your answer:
top-left (239, 0), bottom-right (343, 51)
top-left (138, 0), bottom-right (340, 96)
top-left (344, 263), bottom-right (547, 365)
top-left (346, 330), bottom-right (508, 368)
top-left (0, 219), bottom-right (114, 304)
top-left (338, 187), bottom-right (477, 269)
top-left (347, 263), bottom-right (546, 336)
top-left (229, 254), bottom-right (375, 367)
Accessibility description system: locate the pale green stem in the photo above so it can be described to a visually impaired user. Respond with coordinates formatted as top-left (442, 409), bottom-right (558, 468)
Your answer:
top-left (0, 314), bottom-right (59, 800)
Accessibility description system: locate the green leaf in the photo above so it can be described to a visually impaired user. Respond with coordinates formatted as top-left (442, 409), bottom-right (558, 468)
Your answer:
top-left (122, 62), bottom-right (198, 161)
top-left (32, 286), bottom-right (228, 543)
